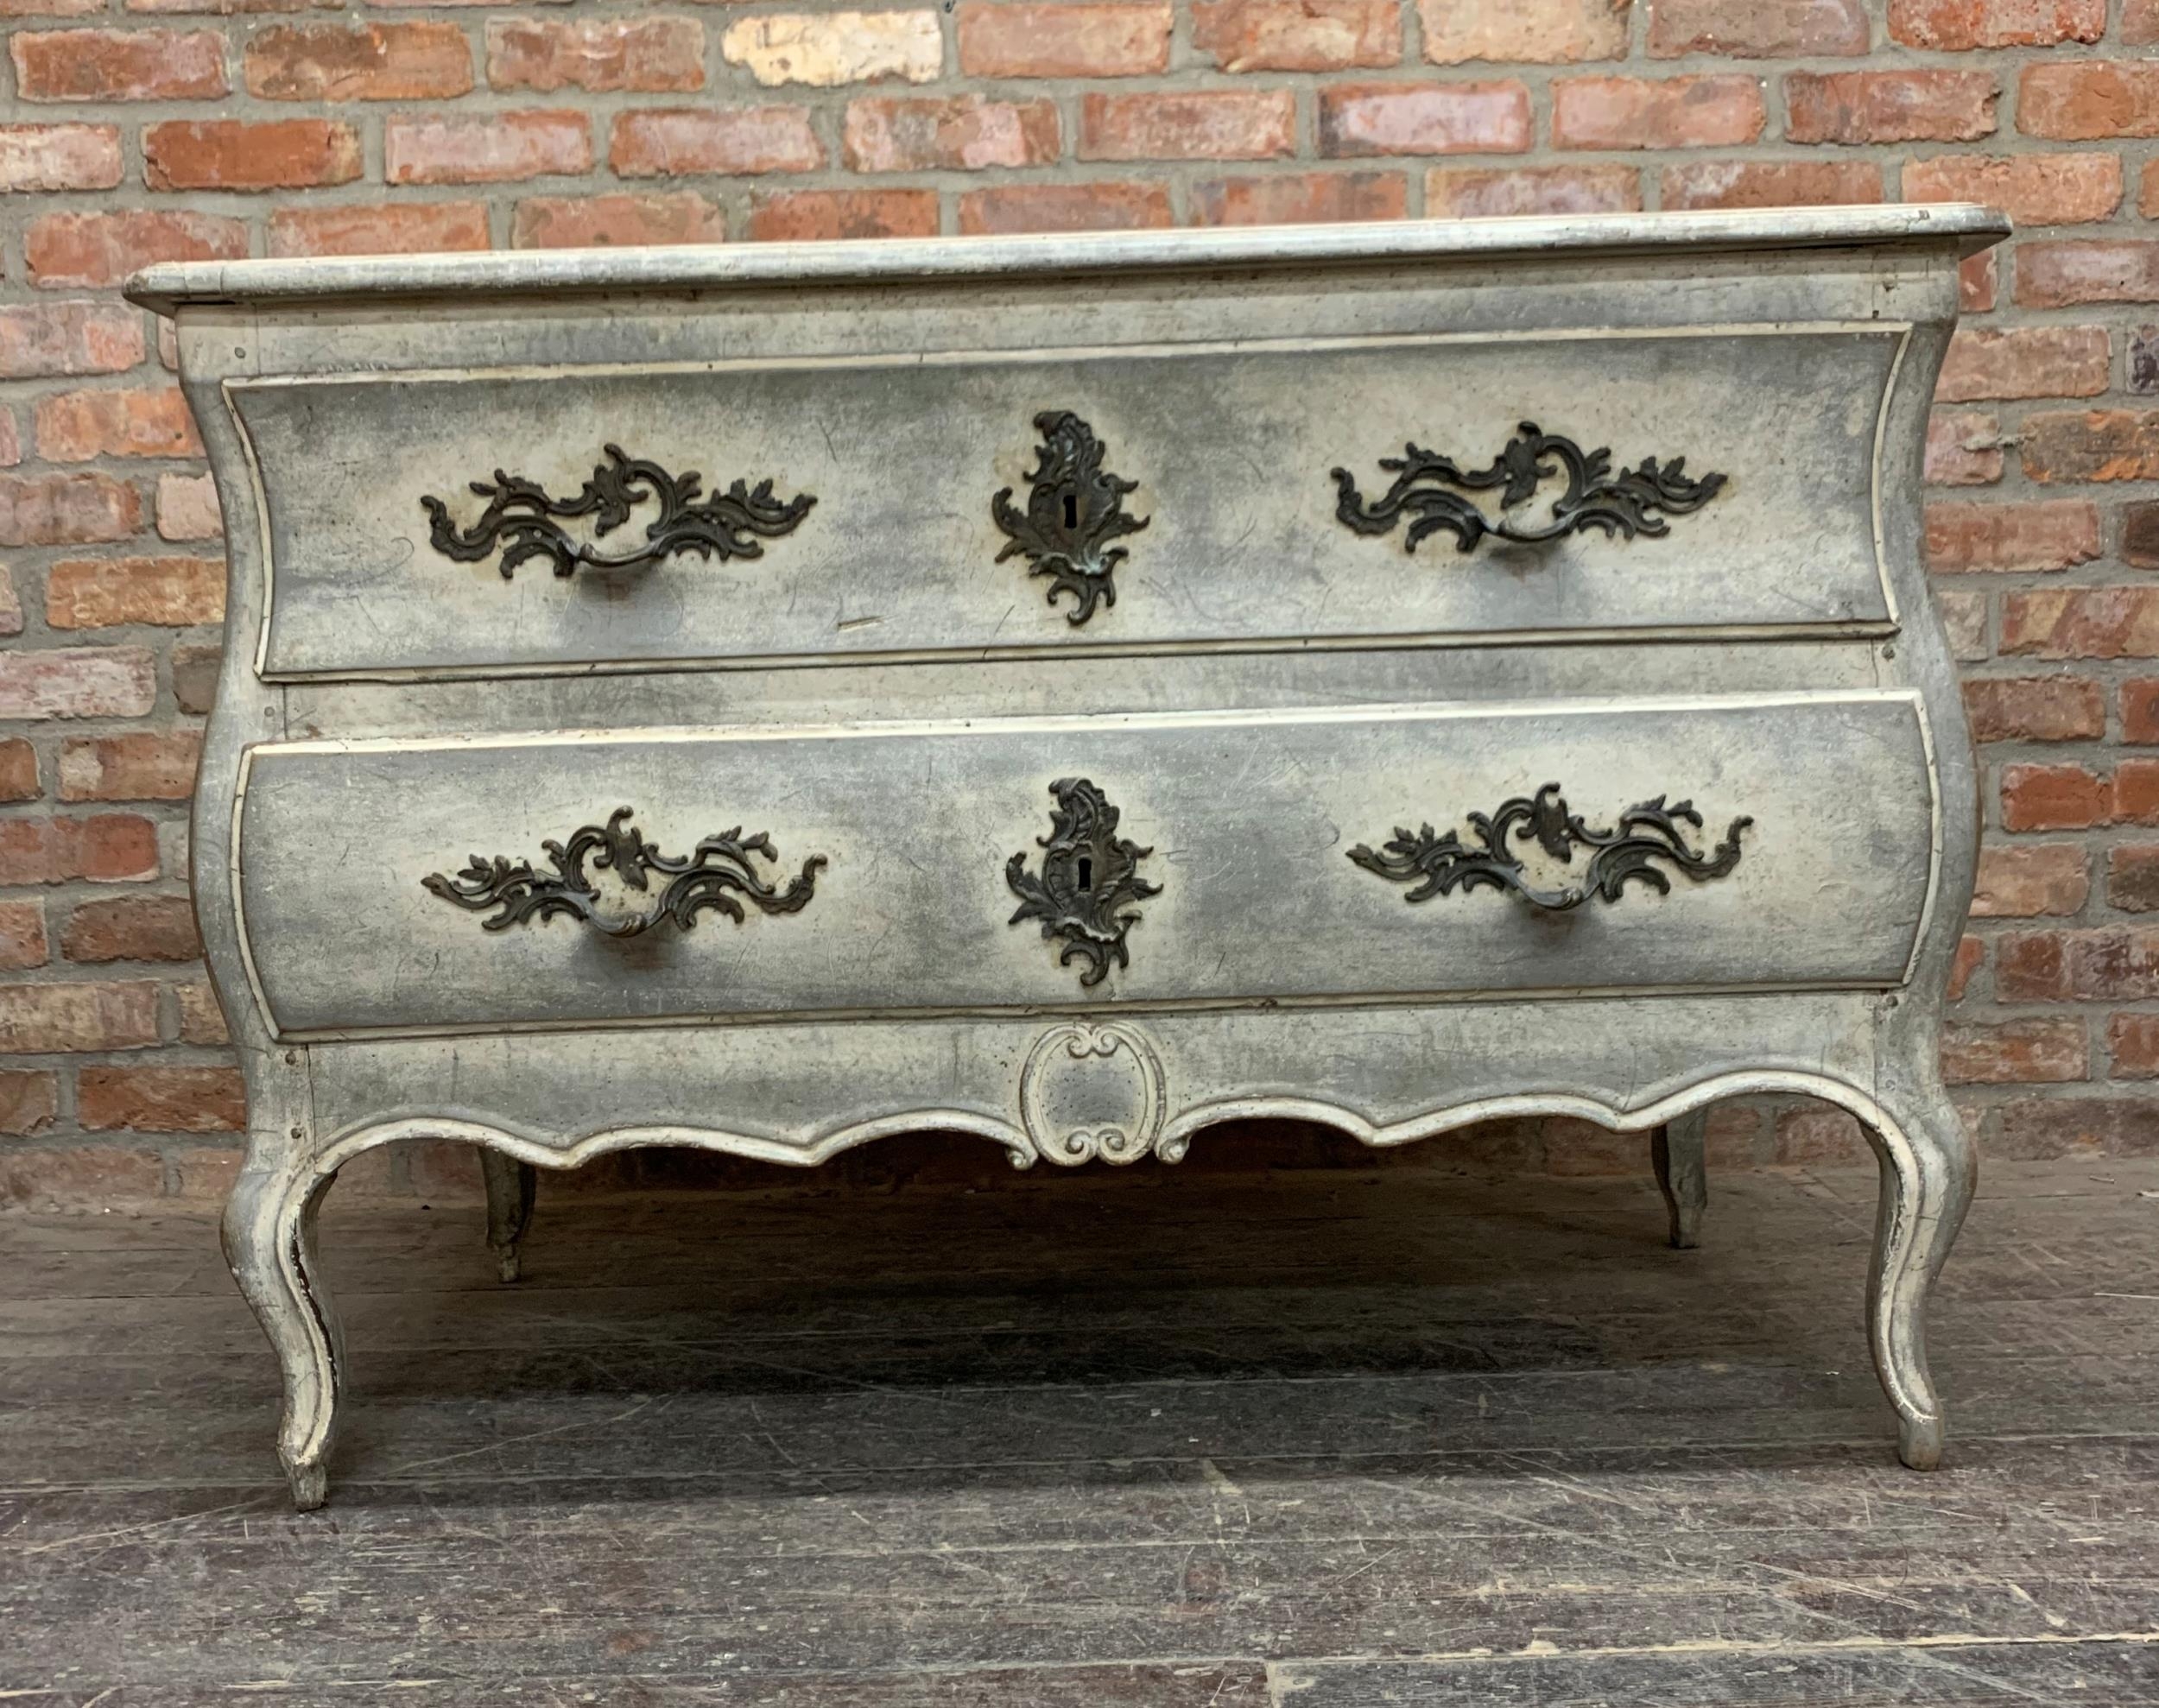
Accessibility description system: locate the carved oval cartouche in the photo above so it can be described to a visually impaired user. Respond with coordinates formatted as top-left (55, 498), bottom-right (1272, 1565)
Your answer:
top-left (1018, 1020), bottom-right (1168, 1167)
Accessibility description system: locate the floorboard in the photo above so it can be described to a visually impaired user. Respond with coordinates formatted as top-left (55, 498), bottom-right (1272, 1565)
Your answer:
top-left (3, 1156), bottom-right (2156, 1702)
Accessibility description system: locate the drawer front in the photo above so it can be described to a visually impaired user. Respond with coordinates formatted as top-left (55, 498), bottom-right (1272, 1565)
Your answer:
top-left (232, 326), bottom-right (1903, 681)
top-left (233, 692), bottom-right (1934, 1040)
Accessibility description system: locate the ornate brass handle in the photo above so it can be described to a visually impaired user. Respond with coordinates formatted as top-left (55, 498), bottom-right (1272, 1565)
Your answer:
top-left (1349, 782), bottom-right (1748, 912)
top-left (1332, 422), bottom-right (1725, 554)
top-left (422, 807), bottom-right (824, 937)
top-left (992, 412), bottom-right (1149, 626)
top-left (421, 444), bottom-right (814, 579)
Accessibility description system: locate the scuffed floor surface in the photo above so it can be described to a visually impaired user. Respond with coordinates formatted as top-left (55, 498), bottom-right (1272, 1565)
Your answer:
top-left (3, 1154), bottom-right (2157, 1705)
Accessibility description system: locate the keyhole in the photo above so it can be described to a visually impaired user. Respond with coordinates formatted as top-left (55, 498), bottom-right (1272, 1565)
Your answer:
top-left (1076, 856), bottom-right (1093, 892)
top-left (1061, 491), bottom-right (1079, 531)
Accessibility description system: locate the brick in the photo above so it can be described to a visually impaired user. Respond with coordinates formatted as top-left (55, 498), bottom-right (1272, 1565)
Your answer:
top-left (47, 556), bottom-right (223, 629)
top-left (2019, 61), bottom-right (2159, 140)
top-left (1941, 1018), bottom-right (2086, 1085)
top-left (842, 96), bottom-right (1058, 173)
top-left (748, 188), bottom-right (938, 241)
top-left (957, 181), bottom-right (1171, 235)
top-left (1784, 70), bottom-right (1996, 145)
top-left (2006, 927), bottom-right (2159, 1001)
top-left (1419, 0), bottom-right (1623, 64)
top-left (1949, 933), bottom-right (1985, 1001)
top-left (0, 903), bottom-right (48, 972)
top-left (2123, 499), bottom-right (2159, 566)
top-left (2132, 330), bottom-right (2159, 399)
top-left (0, 1146), bottom-right (168, 1211)
top-left (171, 645), bottom-right (219, 716)
top-left (1936, 326), bottom-right (2107, 403)
top-left (2143, 164), bottom-right (2159, 221)
top-left (1888, 0), bottom-right (2102, 48)
top-left (60, 895), bottom-right (200, 964)
top-left (1425, 163), bottom-right (1638, 217)
top-left (245, 21), bottom-right (470, 100)
top-left (1963, 676), bottom-right (2103, 745)
top-left (0, 648), bottom-right (154, 719)
top-left (2119, 760), bottom-right (2159, 825)
top-left (1192, 170), bottom-right (1406, 225)
top-left (0, 1072), bottom-right (56, 1138)
top-left (1927, 410), bottom-right (2002, 486)
top-left (0, 815), bottom-right (157, 885)
top-left (1903, 153), bottom-right (2120, 226)
top-left (1962, 250), bottom-right (1996, 314)
top-left (0, 571), bottom-right (22, 641)
top-left (145, 119), bottom-right (361, 191)
top-left (2130, 0), bottom-right (2159, 41)
top-left (25, 210), bottom-right (248, 292)
top-left (268, 202), bottom-right (490, 258)
top-left (1193, 0), bottom-right (1398, 72)
top-left (79, 1066), bottom-right (244, 1133)
top-left (1319, 80), bottom-right (1530, 157)
top-left (1082, 90), bottom-right (1295, 161)
top-left (174, 979), bottom-right (227, 1046)
top-left (1995, 1098), bottom-right (2158, 1158)
top-left (58, 731), bottom-right (199, 802)
top-left (1649, 0), bottom-right (1867, 57)
top-left (2111, 846), bottom-right (2159, 914)
top-left (2004, 589), bottom-right (2159, 661)
top-left (155, 472), bottom-right (219, 542)
top-left (0, 124), bottom-right (123, 192)
top-left (0, 475), bottom-right (142, 548)
top-left (1972, 842), bottom-right (2090, 915)
top-left (2126, 680), bottom-right (2159, 744)
top-left (719, 12), bottom-right (935, 89)
top-left (609, 108), bottom-right (820, 179)
top-left (957, 3), bottom-right (1170, 77)
top-left (35, 389), bottom-right (201, 463)
top-left (1774, 1105), bottom-right (1866, 1165)
top-left (2109, 1013), bottom-right (2159, 1077)
top-left (491, 16), bottom-right (706, 94)
top-left (0, 414), bottom-right (16, 471)
top-left (11, 28), bottom-right (226, 101)
top-left (0, 740), bottom-right (36, 803)
top-left (515, 193), bottom-right (726, 249)
top-left (2023, 412), bottom-right (2159, 485)
top-left (2002, 762), bottom-right (2108, 831)
top-left (1551, 75), bottom-right (1763, 151)
top-left (0, 302), bottom-right (143, 380)
top-left (1922, 500), bottom-right (2098, 573)
top-left (389, 111), bottom-right (590, 187)
top-left (1659, 159), bottom-right (1880, 211)
top-left (2015, 241), bottom-right (2159, 309)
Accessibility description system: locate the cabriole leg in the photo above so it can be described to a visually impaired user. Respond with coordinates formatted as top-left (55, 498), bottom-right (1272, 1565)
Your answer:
top-left (480, 1150), bottom-right (538, 1283)
top-left (221, 1146), bottom-right (342, 1510)
top-left (1652, 1110), bottom-right (1709, 1249)
top-left (1860, 1079), bottom-right (1977, 1471)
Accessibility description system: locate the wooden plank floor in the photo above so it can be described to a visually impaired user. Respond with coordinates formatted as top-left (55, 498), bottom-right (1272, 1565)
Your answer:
top-left (3, 1150), bottom-right (2157, 1705)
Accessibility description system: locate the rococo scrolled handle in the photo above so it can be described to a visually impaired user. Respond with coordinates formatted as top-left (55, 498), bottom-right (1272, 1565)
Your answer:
top-left (422, 807), bottom-right (824, 937)
top-left (992, 412), bottom-right (1149, 626)
top-left (1349, 782), bottom-right (1748, 912)
top-left (1332, 421), bottom-right (1726, 555)
top-left (421, 443), bottom-right (814, 579)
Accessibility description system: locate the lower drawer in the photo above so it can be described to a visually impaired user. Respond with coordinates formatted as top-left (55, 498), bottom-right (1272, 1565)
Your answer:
top-left (232, 692), bottom-right (1936, 1039)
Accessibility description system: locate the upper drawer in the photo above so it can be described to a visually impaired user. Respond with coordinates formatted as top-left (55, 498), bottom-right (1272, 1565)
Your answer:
top-left (228, 326), bottom-right (1906, 682)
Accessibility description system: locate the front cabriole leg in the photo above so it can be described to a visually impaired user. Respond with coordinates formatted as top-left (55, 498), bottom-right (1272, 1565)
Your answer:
top-left (1856, 1072), bottom-right (1977, 1471)
top-left (221, 1139), bottom-right (343, 1510)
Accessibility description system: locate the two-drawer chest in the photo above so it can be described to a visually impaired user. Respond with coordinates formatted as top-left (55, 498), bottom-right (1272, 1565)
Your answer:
top-left (129, 204), bottom-right (2009, 1509)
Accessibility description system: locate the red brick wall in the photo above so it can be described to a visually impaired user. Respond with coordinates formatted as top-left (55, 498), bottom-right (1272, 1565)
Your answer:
top-left (3, 0), bottom-right (2156, 1206)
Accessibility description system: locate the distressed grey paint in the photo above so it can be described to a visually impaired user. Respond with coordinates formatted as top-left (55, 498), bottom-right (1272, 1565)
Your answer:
top-left (128, 206), bottom-right (2005, 1508)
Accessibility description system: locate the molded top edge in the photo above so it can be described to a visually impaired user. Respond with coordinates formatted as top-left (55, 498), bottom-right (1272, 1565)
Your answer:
top-left (126, 204), bottom-right (2009, 315)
